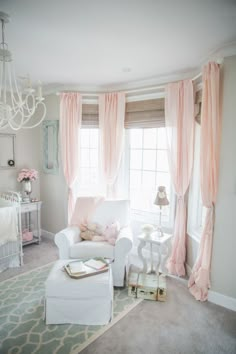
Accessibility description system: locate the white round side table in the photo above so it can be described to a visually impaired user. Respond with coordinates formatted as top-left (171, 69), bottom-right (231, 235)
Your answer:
top-left (137, 232), bottom-right (172, 275)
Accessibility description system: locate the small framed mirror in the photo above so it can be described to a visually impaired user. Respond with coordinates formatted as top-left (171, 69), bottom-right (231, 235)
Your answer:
top-left (0, 133), bottom-right (16, 169)
top-left (43, 120), bottom-right (59, 174)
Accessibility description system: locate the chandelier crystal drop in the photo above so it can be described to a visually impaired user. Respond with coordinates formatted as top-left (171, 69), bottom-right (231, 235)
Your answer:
top-left (0, 12), bottom-right (46, 131)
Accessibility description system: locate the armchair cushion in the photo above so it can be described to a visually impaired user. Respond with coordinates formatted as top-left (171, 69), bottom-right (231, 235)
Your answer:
top-left (70, 241), bottom-right (114, 259)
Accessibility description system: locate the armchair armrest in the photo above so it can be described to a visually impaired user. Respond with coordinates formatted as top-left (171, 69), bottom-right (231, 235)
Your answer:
top-left (54, 226), bottom-right (81, 259)
top-left (111, 226), bottom-right (133, 286)
top-left (115, 226), bottom-right (133, 258)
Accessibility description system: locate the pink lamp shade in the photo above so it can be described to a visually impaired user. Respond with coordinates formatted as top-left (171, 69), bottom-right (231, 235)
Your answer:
top-left (154, 186), bottom-right (169, 206)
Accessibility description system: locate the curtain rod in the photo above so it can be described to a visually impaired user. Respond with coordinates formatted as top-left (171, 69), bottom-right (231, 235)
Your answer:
top-left (56, 72), bottom-right (202, 97)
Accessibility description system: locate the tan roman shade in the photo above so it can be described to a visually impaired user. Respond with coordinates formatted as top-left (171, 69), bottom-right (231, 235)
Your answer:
top-left (82, 98), bottom-right (165, 128)
top-left (82, 104), bottom-right (99, 127)
top-left (125, 98), bottom-right (165, 128)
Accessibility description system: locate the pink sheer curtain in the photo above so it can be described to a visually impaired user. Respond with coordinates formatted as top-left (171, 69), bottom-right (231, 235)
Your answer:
top-left (188, 62), bottom-right (221, 301)
top-left (60, 92), bottom-right (82, 224)
top-left (99, 92), bottom-right (125, 197)
top-left (165, 80), bottom-right (195, 276)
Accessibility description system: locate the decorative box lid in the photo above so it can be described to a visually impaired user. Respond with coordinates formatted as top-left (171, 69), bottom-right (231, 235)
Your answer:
top-left (128, 272), bottom-right (139, 286)
top-left (137, 273), bottom-right (158, 290)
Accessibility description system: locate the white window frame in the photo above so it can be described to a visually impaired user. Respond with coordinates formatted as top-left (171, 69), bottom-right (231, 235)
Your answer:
top-left (126, 128), bottom-right (175, 231)
top-left (187, 122), bottom-right (204, 242)
top-left (74, 128), bottom-right (102, 196)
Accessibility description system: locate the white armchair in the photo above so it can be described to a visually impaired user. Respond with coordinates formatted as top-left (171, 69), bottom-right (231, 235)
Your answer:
top-left (54, 200), bottom-right (133, 286)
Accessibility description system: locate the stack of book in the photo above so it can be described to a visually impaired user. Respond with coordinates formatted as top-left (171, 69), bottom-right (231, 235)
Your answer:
top-left (64, 257), bottom-right (110, 279)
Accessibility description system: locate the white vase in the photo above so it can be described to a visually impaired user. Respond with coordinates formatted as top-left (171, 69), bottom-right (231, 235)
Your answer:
top-left (22, 180), bottom-right (32, 202)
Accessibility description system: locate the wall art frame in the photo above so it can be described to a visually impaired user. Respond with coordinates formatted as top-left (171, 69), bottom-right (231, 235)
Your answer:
top-left (0, 133), bottom-right (16, 169)
top-left (42, 120), bottom-right (59, 174)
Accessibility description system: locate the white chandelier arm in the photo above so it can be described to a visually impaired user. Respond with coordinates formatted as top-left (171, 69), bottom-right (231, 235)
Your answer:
top-left (7, 106), bottom-right (25, 131)
top-left (0, 12), bottom-right (46, 131)
top-left (5, 100), bottom-right (46, 130)
top-left (22, 101), bottom-right (46, 129)
top-left (23, 93), bottom-right (36, 115)
top-left (8, 63), bottom-right (23, 107)
top-left (8, 66), bottom-right (36, 117)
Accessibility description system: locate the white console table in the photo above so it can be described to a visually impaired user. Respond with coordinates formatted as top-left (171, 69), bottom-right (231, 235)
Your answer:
top-left (137, 232), bottom-right (172, 275)
top-left (20, 201), bottom-right (42, 246)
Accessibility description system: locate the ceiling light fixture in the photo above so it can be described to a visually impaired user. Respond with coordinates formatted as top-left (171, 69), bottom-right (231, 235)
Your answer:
top-left (0, 12), bottom-right (46, 131)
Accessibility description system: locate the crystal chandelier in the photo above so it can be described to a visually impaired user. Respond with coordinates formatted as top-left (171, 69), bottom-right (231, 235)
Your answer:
top-left (0, 12), bottom-right (46, 130)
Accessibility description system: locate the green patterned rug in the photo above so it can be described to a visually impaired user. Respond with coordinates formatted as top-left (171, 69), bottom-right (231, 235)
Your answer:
top-left (0, 263), bottom-right (142, 354)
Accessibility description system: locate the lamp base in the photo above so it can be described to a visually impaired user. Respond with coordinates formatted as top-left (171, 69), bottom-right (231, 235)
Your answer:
top-left (156, 227), bottom-right (164, 238)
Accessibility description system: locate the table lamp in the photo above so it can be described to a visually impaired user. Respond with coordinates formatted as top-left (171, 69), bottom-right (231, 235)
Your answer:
top-left (154, 186), bottom-right (169, 237)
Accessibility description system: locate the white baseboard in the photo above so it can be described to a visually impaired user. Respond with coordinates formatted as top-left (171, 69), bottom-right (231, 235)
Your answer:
top-left (208, 290), bottom-right (236, 312)
top-left (41, 229), bottom-right (55, 239)
top-left (185, 263), bottom-right (236, 312)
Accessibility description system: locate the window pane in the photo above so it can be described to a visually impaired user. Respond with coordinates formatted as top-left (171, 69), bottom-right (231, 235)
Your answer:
top-left (134, 187), bottom-right (156, 212)
top-left (90, 129), bottom-right (99, 148)
top-left (130, 189), bottom-right (143, 210)
top-left (143, 128), bottom-right (157, 149)
top-left (90, 148), bottom-right (98, 167)
top-left (130, 129), bottom-right (142, 148)
top-left (157, 128), bottom-right (167, 149)
top-left (90, 168), bottom-right (98, 184)
top-left (130, 170), bottom-right (142, 187)
top-left (80, 130), bottom-right (90, 148)
top-left (128, 128), bottom-right (171, 225)
top-left (156, 172), bottom-right (170, 194)
top-left (143, 150), bottom-right (156, 170)
top-left (142, 171), bottom-right (156, 186)
top-left (130, 149), bottom-right (142, 169)
top-left (157, 150), bottom-right (169, 171)
top-left (80, 167), bottom-right (90, 184)
top-left (81, 148), bottom-right (90, 167)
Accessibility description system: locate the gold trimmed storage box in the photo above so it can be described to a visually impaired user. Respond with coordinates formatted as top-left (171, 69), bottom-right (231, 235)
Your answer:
top-left (128, 271), bottom-right (167, 301)
top-left (137, 273), bottom-right (158, 300)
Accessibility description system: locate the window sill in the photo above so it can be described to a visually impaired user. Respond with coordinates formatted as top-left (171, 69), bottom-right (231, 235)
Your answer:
top-left (131, 210), bottom-right (157, 224)
top-left (187, 228), bottom-right (201, 244)
top-left (130, 209), bottom-right (172, 233)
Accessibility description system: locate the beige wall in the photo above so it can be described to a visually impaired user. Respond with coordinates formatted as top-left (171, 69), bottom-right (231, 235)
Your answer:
top-left (186, 236), bottom-right (198, 270)
top-left (187, 55), bottom-right (236, 299)
top-left (0, 126), bottom-right (41, 198)
top-left (39, 95), bottom-right (68, 234)
top-left (211, 55), bottom-right (236, 298)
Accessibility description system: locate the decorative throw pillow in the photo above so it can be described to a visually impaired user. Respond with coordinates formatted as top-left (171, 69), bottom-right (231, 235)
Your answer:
top-left (80, 222), bottom-right (106, 242)
top-left (103, 221), bottom-right (120, 245)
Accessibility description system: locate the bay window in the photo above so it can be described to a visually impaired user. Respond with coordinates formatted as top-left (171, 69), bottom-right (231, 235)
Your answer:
top-left (73, 98), bottom-right (173, 229)
top-left (75, 126), bottom-right (173, 230)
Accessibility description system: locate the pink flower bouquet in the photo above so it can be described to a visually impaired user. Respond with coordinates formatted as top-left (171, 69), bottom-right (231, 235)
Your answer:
top-left (17, 169), bottom-right (38, 182)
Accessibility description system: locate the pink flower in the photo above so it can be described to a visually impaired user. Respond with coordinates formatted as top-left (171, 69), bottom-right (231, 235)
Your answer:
top-left (17, 169), bottom-right (38, 182)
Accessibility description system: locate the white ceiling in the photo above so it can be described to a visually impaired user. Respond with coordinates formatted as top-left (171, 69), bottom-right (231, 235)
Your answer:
top-left (1, 0), bottom-right (236, 93)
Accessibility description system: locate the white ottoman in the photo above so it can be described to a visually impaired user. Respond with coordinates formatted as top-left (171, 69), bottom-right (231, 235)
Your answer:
top-left (45, 260), bottom-right (113, 325)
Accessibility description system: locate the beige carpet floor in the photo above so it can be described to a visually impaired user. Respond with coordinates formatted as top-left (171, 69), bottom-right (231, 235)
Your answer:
top-left (0, 234), bottom-right (235, 354)
top-left (80, 276), bottom-right (236, 354)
